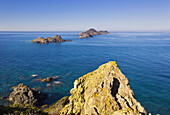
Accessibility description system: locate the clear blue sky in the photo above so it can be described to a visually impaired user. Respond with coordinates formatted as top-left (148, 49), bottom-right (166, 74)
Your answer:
top-left (0, 0), bottom-right (170, 31)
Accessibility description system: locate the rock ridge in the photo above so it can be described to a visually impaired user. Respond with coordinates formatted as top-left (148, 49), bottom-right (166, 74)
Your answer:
top-left (47, 61), bottom-right (147, 115)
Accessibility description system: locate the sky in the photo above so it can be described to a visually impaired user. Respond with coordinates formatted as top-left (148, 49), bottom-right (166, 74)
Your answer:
top-left (0, 0), bottom-right (170, 31)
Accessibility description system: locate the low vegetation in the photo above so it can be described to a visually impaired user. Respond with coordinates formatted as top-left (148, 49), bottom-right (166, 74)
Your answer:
top-left (0, 104), bottom-right (47, 115)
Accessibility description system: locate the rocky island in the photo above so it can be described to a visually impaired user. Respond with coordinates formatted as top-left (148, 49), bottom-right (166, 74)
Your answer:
top-left (79, 28), bottom-right (110, 38)
top-left (46, 61), bottom-right (147, 115)
top-left (31, 35), bottom-right (72, 44)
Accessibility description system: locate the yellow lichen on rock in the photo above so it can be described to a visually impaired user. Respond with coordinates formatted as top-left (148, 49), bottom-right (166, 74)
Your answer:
top-left (48, 61), bottom-right (147, 115)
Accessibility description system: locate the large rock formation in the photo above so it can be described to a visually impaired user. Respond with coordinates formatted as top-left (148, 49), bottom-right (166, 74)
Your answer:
top-left (8, 83), bottom-right (47, 106)
top-left (79, 28), bottom-right (110, 38)
top-left (31, 35), bottom-right (72, 44)
top-left (47, 61), bottom-right (147, 115)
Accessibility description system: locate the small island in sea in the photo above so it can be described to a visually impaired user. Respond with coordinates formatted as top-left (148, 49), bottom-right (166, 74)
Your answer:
top-left (31, 35), bottom-right (72, 44)
top-left (78, 28), bottom-right (110, 38)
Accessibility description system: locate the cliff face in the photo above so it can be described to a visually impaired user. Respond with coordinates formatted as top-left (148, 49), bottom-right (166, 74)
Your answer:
top-left (48, 61), bottom-right (146, 115)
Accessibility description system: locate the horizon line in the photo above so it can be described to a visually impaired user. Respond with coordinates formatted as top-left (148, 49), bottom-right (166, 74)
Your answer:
top-left (0, 30), bottom-right (170, 32)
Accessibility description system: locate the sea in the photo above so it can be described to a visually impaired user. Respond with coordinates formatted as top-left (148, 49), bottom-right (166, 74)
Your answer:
top-left (0, 31), bottom-right (169, 115)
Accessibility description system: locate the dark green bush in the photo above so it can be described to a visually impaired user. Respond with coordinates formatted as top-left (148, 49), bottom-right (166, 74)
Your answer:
top-left (0, 104), bottom-right (47, 115)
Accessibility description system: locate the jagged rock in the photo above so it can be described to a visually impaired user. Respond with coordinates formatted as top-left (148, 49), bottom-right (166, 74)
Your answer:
top-left (48, 61), bottom-right (146, 115)
top-left (86, 28), bottom-right (100, 36)
top-left (79, 32), bottom-right (92, 39)
top-left (31, 37), bottom-right (47, 43)
top-left (79, 28), bottom-right (110, 38)
top-left (31, 35), bottom-right (72, 44)
top-left (36, 76), bottom-right (57, 82)
top-left (8, 83), bottom-right (47, 106)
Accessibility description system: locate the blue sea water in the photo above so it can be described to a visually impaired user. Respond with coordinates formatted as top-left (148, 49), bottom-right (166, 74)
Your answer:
top-left (0, 31), bottom-right (170, 114)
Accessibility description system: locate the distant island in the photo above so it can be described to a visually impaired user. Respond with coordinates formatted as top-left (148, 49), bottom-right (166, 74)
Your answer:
top-left (31, 35), bottom-right (72, 44)
top-left (78, 28), bottom-right (110, 38)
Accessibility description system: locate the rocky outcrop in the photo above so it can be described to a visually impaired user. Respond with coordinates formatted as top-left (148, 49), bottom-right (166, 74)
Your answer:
top-left (36, 76), bottom-right (58, 82)
top-left (79, 28), bottom-right (110, 38)
top-left (8, 83), bottom-right (47, 106)
top-left (31, 35), bottom-right (72, 44)
top-left (48, 61), bottom-right (146, 115)
top-left (98, 30), bottom-right (110, 34)
top-left (79, 33), bottom-right (92, 39)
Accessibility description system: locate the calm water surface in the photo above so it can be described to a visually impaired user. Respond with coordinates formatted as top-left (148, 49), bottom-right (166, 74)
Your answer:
top-left (0, 31), bottom-right (170, 115)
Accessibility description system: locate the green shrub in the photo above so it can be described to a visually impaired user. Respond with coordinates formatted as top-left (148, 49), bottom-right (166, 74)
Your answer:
top-left (0, 104), bottom-right (47, 115)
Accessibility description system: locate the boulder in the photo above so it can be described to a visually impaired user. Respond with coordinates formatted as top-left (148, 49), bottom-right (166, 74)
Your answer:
top-left (47, 61), bottom-right (147, 115)
top-left (8, 83), bottom-right (47, 106)
top-left (41, 77), bottom-right (54, 82)
top-left (53, 76), bottom-right (59, 79)
top-left (1, 96), bottom-right (7, 100)
top-left (32, 74), bottom-right (38, 77)
top-left (36, 77), bottom-right (54, 82)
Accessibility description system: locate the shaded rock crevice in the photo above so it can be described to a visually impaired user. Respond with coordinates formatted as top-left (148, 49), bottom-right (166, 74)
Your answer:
top-left (94, 107), bottom-right (99, 115)
top-left (111, 78), bottom-right (120, 97)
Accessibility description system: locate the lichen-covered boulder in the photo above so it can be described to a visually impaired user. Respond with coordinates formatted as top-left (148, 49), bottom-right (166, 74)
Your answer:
top-left (8, 83), bottom-right (47, 106)
top-left (48, 61), bottom-right (147, 115)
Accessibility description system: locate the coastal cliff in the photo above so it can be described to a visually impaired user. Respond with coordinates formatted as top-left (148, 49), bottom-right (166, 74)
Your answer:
top-left (79, 28), bottom-right (110, 38)
top-left (47, 61), bottom-right (146, 115)
top-left (31, 35), bottom-right (72, 44)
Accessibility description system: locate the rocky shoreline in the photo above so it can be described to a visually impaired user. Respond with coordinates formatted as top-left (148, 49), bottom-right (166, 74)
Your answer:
top-left (0, 61), bottom-right (148, 114)
top-left (31, 35), bottom-right (72, 44)
top-left (79, 28), bottom-right (110, 38)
